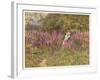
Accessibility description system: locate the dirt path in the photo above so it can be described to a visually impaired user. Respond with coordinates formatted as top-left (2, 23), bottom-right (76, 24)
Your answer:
top-left (39, 59), bottom-right (47, 67)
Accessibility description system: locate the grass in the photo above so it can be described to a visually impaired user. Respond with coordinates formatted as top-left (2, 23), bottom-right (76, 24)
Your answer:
top-left (25, 47), bottom-right (89, 67)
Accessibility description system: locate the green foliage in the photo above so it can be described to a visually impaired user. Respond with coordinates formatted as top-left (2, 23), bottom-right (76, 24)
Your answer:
top-left (42, 14), bottom-right (89, 32)
top-left (25, 12), bottom-right (89, 32)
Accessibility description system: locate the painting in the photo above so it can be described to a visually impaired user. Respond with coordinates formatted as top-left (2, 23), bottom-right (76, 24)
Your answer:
top-left (24, 11), bottom-right (89, 67)
top-left (11, 2), bottom-right (96, 78)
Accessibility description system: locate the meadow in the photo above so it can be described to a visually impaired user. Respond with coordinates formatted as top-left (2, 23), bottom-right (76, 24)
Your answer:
top-left (25, 12), bottom-right (89, 67)
top-left (25, 30), bottom-right (89, 67)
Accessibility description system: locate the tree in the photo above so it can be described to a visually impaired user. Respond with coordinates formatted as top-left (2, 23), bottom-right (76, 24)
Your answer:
top-left (42, 14), bottom-right (89, 32)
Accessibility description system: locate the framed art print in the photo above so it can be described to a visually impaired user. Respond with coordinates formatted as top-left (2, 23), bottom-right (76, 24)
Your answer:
top-left (11, 1), bottom-right (97, 78)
